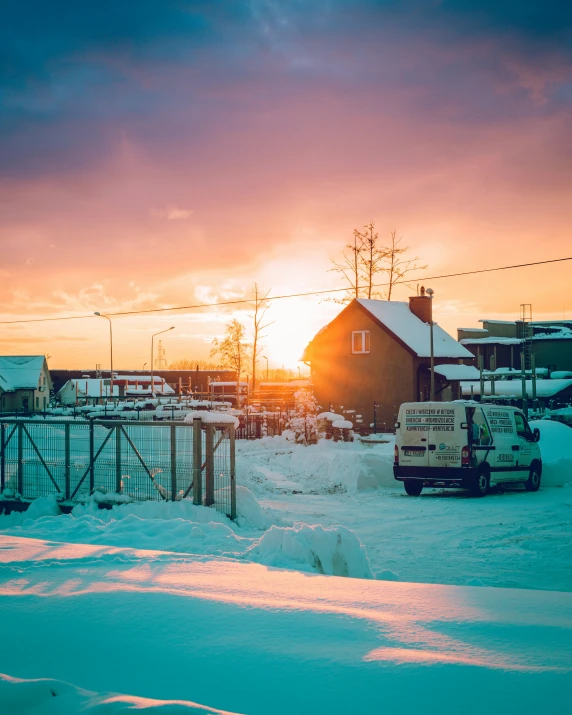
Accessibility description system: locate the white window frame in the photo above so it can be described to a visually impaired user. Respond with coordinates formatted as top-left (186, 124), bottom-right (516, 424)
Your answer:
top-left (352, 330), bottom-right (370, 354)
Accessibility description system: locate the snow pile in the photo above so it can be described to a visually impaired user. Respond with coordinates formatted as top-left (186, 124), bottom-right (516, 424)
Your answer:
top-left (0, 672), bottom-right (240, 714)
top-left (316, 412), bottom-right (342, 422)
top-left (214, 485), bottom-right (274, 530)
top-left (536, 420), bottom-right (572, 487)
top-left (183, 411), bottom-right (240, 427)
top-left (238, 435), bottom-right (397, 494)
top-left (332, 419), bottom-right (353, 429)
top-left (246, 522), bottom-right (373, 579)
top-left (0, 495), bottom-right (61, 527)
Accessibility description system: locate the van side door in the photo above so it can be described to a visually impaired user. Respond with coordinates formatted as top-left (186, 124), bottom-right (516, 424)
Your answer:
top-left (469, 406), bottom-right (493, 469)
top-left (485, 408), bottom-right (518, 476)
top-left (514, 412), bottom-right (535, 472)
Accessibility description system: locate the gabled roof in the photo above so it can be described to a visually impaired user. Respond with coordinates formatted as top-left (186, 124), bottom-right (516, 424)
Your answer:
top-left (356, 299), bottom-right (472, 359)
top-left (0, 355), bottom-right (48, 392)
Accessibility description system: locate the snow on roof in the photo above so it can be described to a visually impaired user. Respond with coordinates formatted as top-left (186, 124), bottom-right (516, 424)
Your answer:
top-left (434, 364), bottom-right (480, 381)
top-left (184, 411), bottom-right (240, 427)
top-left (115, 375), bottom-right (166, 382)
top-left (479, 319), bottom-right (516, 325)
top-left (357, 299), bottom-right (472, 359)
top-left (461, 379), bottom-right (572, 398)
top-left (458, 328), bottom-right (489, 333)
top-left (0, 355), bottom-right (47, 391)
top-left (210, 382), bottom-right (247, 387)
top-left (532, 328), bottom-right (572, 341)
top-left (550, 371), bottom-right (572, 379)
top-left (460, 337), bottom-right (522, 346)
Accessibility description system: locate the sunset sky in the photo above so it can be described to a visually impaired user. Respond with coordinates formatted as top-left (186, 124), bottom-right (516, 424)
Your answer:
top-left (1, 1), bottom-right (571, 370)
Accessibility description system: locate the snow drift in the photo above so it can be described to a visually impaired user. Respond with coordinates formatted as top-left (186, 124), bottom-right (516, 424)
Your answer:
top-left (536, 421), bottom-right (572, 487)
top-left (0, 672), bottom-right (242, 714)
top-left (246, 522), bottom-right (373, 578)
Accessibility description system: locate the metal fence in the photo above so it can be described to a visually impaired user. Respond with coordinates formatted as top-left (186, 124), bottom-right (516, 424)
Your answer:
top-left (236, 414), bottom-right (284, 440)
top-left (0, 419), bottom-right (236, 520)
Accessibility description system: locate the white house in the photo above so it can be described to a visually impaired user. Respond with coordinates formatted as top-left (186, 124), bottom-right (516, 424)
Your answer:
top-left (0, 355), bottom-right (52, 413)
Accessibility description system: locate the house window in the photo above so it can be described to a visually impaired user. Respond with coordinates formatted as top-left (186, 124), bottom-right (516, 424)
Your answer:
top-left (352, 330), bottom-right (370, 354)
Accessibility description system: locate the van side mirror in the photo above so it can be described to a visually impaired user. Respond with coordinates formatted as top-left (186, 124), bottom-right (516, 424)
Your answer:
top-left (533, 428), bottom-right (540, 443)
top-left (460, 422), bottom-right (468, 430)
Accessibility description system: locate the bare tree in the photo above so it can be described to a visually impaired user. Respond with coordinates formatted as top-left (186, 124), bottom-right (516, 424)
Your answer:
top-left (250, 283), bottom-right (272, 392)
top-left (169, 359), bottom-right (219, 370)
top-left (329, 229), bottom-right (364, 302)
top-left (384, 230), bottom-right (427, 300)
top-left (357, 221), bottom-right (387, 299)
top-left (210, 319), bottom-right (251, 381)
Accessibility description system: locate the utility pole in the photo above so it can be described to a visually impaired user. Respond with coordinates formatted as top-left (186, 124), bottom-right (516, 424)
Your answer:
top-left (151, 327), bottom-right (175, 397)
top-left (94, 313), bottom-right (113, 398)
top-left (426, 288), bottom-right (435, 401)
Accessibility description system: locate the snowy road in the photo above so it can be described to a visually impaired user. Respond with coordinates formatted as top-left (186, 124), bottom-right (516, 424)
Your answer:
top-left (237, 433), bottom-right (572, 592)
top-left (1, 536), bottom-right (571, 714)
top-left (260, 488), bottom-right (572, 590)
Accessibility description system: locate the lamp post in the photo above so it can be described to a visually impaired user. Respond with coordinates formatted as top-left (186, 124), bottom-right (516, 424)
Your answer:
top-left (94, 312), bottom-right (113, 398)
top-left (262, 355), bottom-right (269, 380)
top-left (426, 288), bottom-right (435, 402)
top-left (151, 327), bottom-right (175, 396)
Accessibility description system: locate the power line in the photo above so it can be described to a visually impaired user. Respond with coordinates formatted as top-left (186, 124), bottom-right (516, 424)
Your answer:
top-left (0, 255), bottom-right (570, 326)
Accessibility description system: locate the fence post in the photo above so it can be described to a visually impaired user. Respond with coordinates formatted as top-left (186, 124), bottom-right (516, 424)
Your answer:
top-left (205, 424), bottom-right (215, 506)
top-left (0, 423), bottom-right (5, 492)
top-left (193, 418), bottom-right (202, 505)
top-left (17, 423), bottom-right (23, 495)
top-left (64, 422), bottom-right (71, 500)
top-left (230, 425), bottom-right (236, 521)
top-left (89, 420), bottom-right (95, 493)
top-left (170, 424), bottom-right (177, 501)
top-left (116, 424), bottom-right (122, 493)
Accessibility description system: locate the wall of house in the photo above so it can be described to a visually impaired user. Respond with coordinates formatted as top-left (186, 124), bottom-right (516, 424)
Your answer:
top-left (308, 302), bottom-right (418, 431)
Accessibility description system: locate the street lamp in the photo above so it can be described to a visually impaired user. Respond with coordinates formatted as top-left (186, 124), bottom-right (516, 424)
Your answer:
top-left (426, 288), bottom-right (435, 402)
top-left (94, 312), bottom-right (113, 398)
top-left (151, 327), bottom-right (175, 396)
top-left (262, 355), bottom-right (269, 380)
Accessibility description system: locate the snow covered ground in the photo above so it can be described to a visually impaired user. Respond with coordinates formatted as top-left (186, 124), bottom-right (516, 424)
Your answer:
top-left (1, 537), bottom-right (571, 714)
top-left (1, 419), bottom-right (571, 712)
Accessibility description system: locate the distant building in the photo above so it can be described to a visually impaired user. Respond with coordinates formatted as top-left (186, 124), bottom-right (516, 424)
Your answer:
top-left (458, 319), bottom-right (572, 372)
top-left (0, 355), bottom-right (52, 413)
top-left (57, 376), bottom-right (175, 405)
top-left (303, 295), bottom-right (474, 431)
top-left (49, 369), bottom-right (236, 395)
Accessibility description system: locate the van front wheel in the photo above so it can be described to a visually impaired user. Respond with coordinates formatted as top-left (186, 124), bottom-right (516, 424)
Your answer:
top-left (525, 463), bottom-right (541, 492)
top-left (404, 480), bottom-right (423, 496)
top-left (469, 467), bottom-right (489, 497)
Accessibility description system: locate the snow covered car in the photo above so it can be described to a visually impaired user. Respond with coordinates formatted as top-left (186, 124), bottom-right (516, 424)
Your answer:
top-left (393, 401), bottom-right (542, 497)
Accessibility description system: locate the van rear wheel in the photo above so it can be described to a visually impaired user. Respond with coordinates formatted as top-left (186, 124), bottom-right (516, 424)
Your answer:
top-left (404, 480), bottom-right (423, 496)
top-left (469, 467), bottom-right (489, 497)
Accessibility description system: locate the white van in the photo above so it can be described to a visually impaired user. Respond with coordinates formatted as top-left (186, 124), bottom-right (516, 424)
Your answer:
top-left (393, 402), bottom-right (542, 497)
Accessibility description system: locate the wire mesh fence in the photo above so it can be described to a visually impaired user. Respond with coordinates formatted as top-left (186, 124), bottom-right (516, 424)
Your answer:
top-left (0, 419), bottom-right (236, 519)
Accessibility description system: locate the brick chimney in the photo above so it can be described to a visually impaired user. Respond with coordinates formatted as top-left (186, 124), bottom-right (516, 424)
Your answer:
top-left (409, 286), bottom-right (432, 324)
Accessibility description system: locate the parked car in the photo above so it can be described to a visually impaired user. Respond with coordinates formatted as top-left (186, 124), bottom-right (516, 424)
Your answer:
top-left (393, 401), bottom-right (541, 497)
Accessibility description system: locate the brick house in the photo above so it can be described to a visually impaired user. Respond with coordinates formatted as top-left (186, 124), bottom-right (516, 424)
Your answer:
top-left (303, 294), bottom-right (474, 431)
